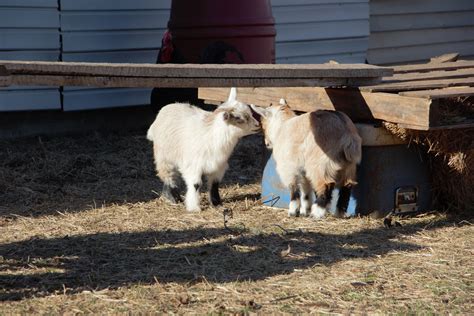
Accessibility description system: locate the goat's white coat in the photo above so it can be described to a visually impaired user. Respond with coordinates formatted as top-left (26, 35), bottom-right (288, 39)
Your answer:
top-left (147, 88), bottom-right (260, 212)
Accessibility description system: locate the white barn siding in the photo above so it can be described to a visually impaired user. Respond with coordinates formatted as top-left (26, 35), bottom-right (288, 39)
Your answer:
top-left (368, 0), bottom-right (474, 64)
top-left (272, 0), bottom-right (370, 64)
top-left (0, 0), bottom-right (61, 111)
top-left (59, 0), bottom-right (170, 111)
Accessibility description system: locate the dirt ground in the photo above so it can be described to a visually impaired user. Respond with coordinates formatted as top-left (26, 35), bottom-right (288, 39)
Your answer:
top-left (0, 132), bottom-right (472, 314)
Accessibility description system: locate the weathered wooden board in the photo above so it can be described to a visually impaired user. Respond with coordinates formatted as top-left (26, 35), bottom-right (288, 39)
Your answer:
top-left (362, 77), bottom-right (474, 92)
top-left (400, 86), bottom-right (474, 99)
top-left (0, 66), bottom-right (11, 87)
top-left (356, 124), bottom-right (406, 146)
top-left (429, 53), bottom-right (459, 64)
top-left (198, 87), bottom-right (436, 129)
top-left (9, 75), bottom-right (381, 88)
top-left (383, 68), bottom-right (474, 82)
top-left (0, 60), bottom-right (392, 79)
top-left (393, 60), bottom-right (474, 74)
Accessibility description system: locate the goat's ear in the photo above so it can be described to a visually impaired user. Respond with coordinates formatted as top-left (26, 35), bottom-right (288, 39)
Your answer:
top-left (250, 104), bottom-right (268, 117)
top-left (219, 87), bottom-right (237, 107)
top-left (279, 98), bottom-right (290, 110)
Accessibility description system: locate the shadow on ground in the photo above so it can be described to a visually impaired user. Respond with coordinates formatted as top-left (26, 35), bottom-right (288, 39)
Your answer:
top-left (0, 132), bottom-right (264, 218)
top-left (0, 217), bottom-right (457, 301)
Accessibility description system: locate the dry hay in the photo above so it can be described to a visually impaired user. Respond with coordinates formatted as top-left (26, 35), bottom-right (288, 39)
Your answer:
top-left (0, 131), bottom-right (473, 314)
top-left (383, 97), bottom-right (474, 212)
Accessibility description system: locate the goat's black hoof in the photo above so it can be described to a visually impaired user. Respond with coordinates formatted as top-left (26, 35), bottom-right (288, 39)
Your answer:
top-left (162, 185), bottom-right (182, 204)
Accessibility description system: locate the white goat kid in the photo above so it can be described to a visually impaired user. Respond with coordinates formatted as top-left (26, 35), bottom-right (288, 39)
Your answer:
top-left (147, 88), bottom-right (260, 212)
top-left (252, 102), bottom-right (362, 219)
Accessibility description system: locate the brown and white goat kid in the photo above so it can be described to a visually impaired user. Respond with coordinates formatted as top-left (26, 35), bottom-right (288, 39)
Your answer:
top-left (147, 88), bottom-right (260, 212)
top-left (252, 102), bottom-right (362, 219)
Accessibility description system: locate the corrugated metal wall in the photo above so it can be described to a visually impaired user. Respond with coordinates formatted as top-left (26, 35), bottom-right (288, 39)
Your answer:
top-left (272, 0), bottom-right (370, 64)
top-left (368, 0), bottom-right (474, 65)
top-left (0, 0), bottom-right (61, 111)
top-left (60, 0), bottom-right (170, 111)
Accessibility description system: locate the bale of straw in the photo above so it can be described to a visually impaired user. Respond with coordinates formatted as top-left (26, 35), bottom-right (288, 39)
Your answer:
top-left (383, 97), bottom-right (474, 212)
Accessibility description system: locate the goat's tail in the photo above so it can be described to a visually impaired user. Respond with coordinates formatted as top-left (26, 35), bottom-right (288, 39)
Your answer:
top-left (341, 133), bottom-right (362, 164)
top-left (335, 113), bottom-right (362, 164)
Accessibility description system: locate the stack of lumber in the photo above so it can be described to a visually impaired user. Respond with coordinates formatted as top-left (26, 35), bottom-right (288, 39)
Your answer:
top-left (200, 58), bottom-right (474, 130)
top-left (0, 61), bottom-right (391, 89)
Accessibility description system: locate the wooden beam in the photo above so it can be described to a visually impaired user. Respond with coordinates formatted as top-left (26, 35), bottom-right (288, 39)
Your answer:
top-left (9, 74), bottom-right (381, 88)
top-left (393, 60), bottom-right (474, 74)
top-left (383, 68), bottom-right (474, 83)
top-left (400, 86), bottom-right (474, 99)
top-left (0, 60), bottom-right (393, 79)
top-left (429, 53), bottom-right (459, 64)
top-left (356, 124), bottom-right (406, 146)
top-left (0, 65), bottom-right (11, 87)
top-left (361, 77), bottom-right (474, 92)
top-left (198, 87), bottom-right (436, 129)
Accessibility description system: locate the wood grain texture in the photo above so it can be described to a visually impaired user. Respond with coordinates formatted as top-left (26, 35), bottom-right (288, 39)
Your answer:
top-left (0, 60), bottom-right (392, 79)
top-left (362, 77), bottom-right (474, 92)
top-left (393, 60), bottom-right (474, 74)
top-left (0, 66), bottom-right (11, 87)
top-left (9, 75), bottom-right (381, 88)
top-left (429, 53), bottom-right (459, 63)
top-left (383, 68), bottom-right (474, 82)
top-left (198, 87), bottom-right (435, 128)
top-left (400, 87), bottom-right (474, 99)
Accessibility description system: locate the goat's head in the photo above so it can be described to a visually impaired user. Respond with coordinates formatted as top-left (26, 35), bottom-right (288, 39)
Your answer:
top-left (250, 99), bottom-right (295, 149)
top-left (218, 88), bottom-right (261, 136)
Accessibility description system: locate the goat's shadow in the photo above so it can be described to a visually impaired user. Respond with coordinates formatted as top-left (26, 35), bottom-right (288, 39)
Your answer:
top-left (0, 216), bottom-right (457, 301)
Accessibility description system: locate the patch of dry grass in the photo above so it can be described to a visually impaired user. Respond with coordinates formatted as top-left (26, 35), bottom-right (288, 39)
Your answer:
top-left (1, 132), bottom-right (473, 314)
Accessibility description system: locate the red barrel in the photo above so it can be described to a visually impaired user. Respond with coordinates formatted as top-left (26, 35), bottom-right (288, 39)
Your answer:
top-left (159, 0), bottom-right (276, 64)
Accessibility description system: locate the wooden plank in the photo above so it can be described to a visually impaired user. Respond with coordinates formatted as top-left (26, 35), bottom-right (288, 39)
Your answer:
top-left (9, 74), bottom-right (381, 88)
top-left (400, 87), bottom-right (474, 99)
top-left (0, 60), bottom-right (392, 79)
top-left (393, 60), bottom-right (474, 74)
top-left (362, 77), bottom-right (474, 93)
top-left (383, 68), bottom-right (474, 82)
top-left (429, 53), bottom-right (459, 63)
top-left (356, 124), bottom-right (406, 146)
top-left (198, 87), bottom-right (435, 128)
top-left (0, 66), bottom-right (11, 87)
